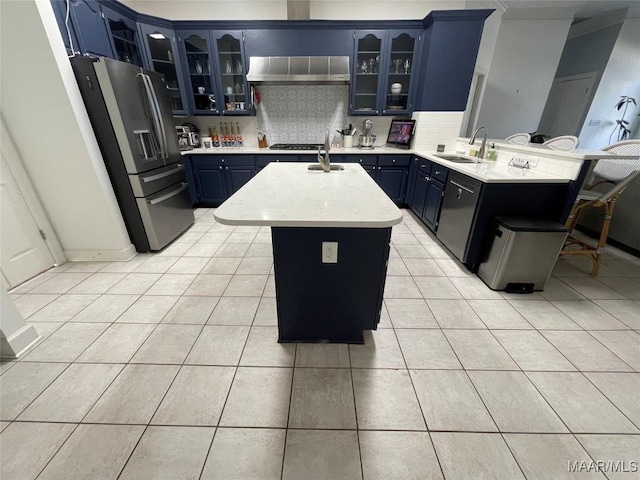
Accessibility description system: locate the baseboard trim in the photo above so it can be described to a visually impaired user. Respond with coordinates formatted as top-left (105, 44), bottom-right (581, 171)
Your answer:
top-left (63, 244), bottom-right (137, 262)
top-left (575, 225), bottom-right (640, 259)
top-left (0, 325), bottom-right (40, 359)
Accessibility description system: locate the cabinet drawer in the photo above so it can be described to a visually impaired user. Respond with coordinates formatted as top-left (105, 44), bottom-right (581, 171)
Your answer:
top-left (191, 155), bottom-right (254, 167)
top-left (343, 155), bottom-right (377, 166)
top-left (378, 155), bottom-right (410, 167)
top-left (431, 165), bottom-right (448, 183)
top-left (256, 154), bottom-right (299, 167)
top-left (414, 157), bottom-right (432, 174)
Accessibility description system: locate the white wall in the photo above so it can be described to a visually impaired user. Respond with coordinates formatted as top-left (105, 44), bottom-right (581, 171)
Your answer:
top-left (121, 0), bottom-right (288, 20)
top-left (0, 0), bottom-right (135, 261)
top-left (120, 0), bottom-right (466, 20)
top-left (473, 18), bottom-right (573, 138)
top-left (578, 16), bottom-right (640, 149)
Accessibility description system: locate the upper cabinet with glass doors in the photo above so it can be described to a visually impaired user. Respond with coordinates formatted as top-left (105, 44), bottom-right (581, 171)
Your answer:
top-left (213, 31), bottom-right (252, 115)
top-left (382, 30), bottom-right (420, 115)
top-left (138, 24), bottom-right (189, 115)
top-left (351, 31), bottom-right (386, 115)
top-left (178, 30), bottom-right (219, 114)
top-left (102, 6), bottom-right (143, 67)
top-left (350, 29), bottom-right (421, 116)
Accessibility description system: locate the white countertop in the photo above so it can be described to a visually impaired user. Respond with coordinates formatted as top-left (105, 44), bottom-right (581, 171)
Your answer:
top-left (213, 163), bottom-right (403, 228)
top-left (184, 146), bottom-right (407, 155)
top-left (419, 152), bottom-right (571, 183)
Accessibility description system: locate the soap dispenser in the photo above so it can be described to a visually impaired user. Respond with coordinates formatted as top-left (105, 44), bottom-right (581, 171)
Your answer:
top-left (486, 143), bottom-right (497, 160)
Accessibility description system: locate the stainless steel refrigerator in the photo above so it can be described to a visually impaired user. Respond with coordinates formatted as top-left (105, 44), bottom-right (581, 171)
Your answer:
top-left (71, 56), bottom-right (194, 252)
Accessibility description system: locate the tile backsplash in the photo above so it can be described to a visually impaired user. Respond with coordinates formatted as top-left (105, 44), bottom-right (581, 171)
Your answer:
top-left (411, 111), bottom-right (465, 152)
top-left (256, 85), bottom-right (349, 144)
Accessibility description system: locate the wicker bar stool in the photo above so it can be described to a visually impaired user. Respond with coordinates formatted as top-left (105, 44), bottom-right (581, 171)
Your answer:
top-left (560, 140), bottom-right (640, 275)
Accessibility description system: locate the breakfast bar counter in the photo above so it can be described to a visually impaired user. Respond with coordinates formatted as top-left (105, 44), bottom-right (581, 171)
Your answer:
top-left (215, 162), bottom-right (402, 343)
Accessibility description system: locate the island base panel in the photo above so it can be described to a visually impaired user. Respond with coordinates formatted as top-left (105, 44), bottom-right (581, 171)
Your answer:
top-left (272, 227), bottom-right (391, 344)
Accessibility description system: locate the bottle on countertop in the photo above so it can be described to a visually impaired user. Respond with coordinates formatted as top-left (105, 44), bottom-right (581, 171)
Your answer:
top-left (236, 122), bottom-right (244, 147)
top-left (210, 125), bottom-right (219, 147)
top-left (486, 143), bottom-right (497, 160)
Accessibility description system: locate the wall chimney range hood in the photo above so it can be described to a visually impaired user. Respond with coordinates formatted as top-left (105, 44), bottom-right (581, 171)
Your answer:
top-left (246, 56), bottom-right (350, 85)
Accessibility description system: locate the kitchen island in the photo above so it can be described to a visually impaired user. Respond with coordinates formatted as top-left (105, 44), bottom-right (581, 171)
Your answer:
top-left (214, 162), bottom-right (402, 343)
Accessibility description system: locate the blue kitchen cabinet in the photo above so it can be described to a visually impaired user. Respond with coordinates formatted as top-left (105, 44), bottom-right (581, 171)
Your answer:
top-left (190, 155), bottom-right (256, 205)
top-left (244, 29), bottom-right (353, 57)
top-left (381, 30), bottom-right (421, 115)
top-left (416, 10), bottom-right (493, 111)
top-left (351, 29), bottom-right (421, 116)
top-left (138, 23), bottom-right (189, 115)
top-left (102, 5), bottom-right (143, 66)
top-left (194, 166), bottom-right (226, 204)
top-left (50, 0), bottom-right (79, 54)
top-left (183, 156), bottom-right (199, 205)
top-left (212, 30), bottom-right (252, 116)
top-left (423, 175), bottom-right (445, 230)
top-left (176, 29), bottom-right (220, 114)
top-left (351, 30), bottom-right (387, 115)
top-left (68, 0), bottom-right (113, 57)
top-left (225, 166), bottom-right (254, 195)
top-left (408, 156), bottom-right (447, 231)
top-left (376, 167), bottom-right (407, 204)
top-left (411, 172), bottom-right (429, 217)
top-left (406, 156), bottom-right (420, 206)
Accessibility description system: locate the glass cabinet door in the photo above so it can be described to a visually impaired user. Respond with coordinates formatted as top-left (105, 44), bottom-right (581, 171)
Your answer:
top-left (105, 14), bottom-right (142, 67)
top-left (383, 31), bottom-right (419, 115)
top-left (214, 32), bottom-right (250, 115)
top-left (183, 33), bottom-right (218, 113)
top-left (142, 27), bottom-right (185, 113)
top-left (352, 31), bottom-right (386, 115)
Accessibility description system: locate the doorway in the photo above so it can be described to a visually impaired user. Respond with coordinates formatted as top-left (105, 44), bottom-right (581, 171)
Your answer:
top-left (537, 72), bottom-right (598, 137)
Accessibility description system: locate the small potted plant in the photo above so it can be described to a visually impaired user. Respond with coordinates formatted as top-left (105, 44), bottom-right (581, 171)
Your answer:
top-left (609, 95), bottom-right (637, 143)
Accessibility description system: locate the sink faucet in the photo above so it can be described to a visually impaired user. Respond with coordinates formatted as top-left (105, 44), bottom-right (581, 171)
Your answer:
top-left (318, 130), bottom-right (331, 172)
top-left (469, 126), bottom-right (488, 159)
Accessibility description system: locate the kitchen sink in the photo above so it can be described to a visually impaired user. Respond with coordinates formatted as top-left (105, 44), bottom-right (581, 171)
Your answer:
top-left (307, 164), bottom-right (345, 171)
top-left (434, 154), bottom-right (481, 164)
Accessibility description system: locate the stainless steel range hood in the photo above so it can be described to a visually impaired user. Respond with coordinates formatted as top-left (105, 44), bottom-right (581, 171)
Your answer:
top-left (246, 56), bottom-right (350, 85)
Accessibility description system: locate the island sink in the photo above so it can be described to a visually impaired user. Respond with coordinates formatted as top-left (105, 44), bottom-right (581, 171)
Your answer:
top-left (308, 164), bottom-right (345, 171)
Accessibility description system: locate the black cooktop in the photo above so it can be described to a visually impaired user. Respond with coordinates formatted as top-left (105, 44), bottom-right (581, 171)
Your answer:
top-left (269, 143), bottom-right (323, 151)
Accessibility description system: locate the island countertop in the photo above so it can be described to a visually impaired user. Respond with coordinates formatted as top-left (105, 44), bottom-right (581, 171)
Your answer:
top-left (213, 163), bottom-right (403, 228)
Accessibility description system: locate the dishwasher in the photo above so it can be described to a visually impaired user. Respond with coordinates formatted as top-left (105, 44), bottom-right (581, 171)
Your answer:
top-left (436, 172), bottom-right (482, 262)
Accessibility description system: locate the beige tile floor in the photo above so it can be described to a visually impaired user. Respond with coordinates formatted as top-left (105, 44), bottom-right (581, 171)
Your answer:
top-left (2, 208), bottom-right (640, 480)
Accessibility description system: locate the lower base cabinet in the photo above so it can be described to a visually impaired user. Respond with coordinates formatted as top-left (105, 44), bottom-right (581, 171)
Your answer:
top-left (409, 157), bottom-right (447, 231)
top-left (189, 155), bottom-right (256, 205)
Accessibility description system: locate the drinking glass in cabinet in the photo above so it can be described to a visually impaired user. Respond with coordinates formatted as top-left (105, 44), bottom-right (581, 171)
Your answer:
top-left (235, 60), bottom-right (242, 74)
top-left (225, 60), bottom-right (232, 74)
top-left (360, 60), bottom-right (368, 73)
top-left (195, 60), bottom-right (203, 74)
top-left (404, 59), bottom-right (410, 74)
top-left (393, 59), bottom-right (402, 74)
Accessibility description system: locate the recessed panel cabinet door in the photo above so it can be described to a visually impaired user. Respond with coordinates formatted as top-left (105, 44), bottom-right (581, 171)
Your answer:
top-left (194, 167), bottom-right (225, 203)
top-left (411, 173), bottom-right (429, 218)
top-left (225, 166), bottom-right (255, 196)
top-left (69, 0), bottom-right (113, 57)
top-left (423, 179), bottom-right (445, 230)
top-left (377, 167), bottom-right (407, 203)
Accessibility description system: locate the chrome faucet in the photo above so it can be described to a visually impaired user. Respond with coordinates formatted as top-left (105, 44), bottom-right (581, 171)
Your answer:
top-left (318, 130), bottom-right (331, 172)
top-left (469, 126), bottom-right (488, 159)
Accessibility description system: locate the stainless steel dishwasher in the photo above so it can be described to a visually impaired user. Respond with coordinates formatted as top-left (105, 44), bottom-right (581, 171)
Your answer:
top-left (437, 172), bottom-right (482, 261)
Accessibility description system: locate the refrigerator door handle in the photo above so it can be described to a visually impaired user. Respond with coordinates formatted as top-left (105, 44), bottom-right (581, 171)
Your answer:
top-left (145, 75), bottom-right (169, 161)
top-left (139, 74), bottom-right (166, 160)
top-left (147, 182), bottom-right (188, 205)
top-left (141, 164), bottom-right (184, 183)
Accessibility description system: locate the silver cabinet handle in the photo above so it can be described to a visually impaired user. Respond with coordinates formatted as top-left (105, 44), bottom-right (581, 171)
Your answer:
top-left (434, 170), bottom-right (441, 175)
top-left (450, 180), bottom-right (474, 194)
top-left (141, 164), bottom-right (184, 183)
top-left (392, 159), bottom-right (396, 163)
top-left (147, 182), bottom-right (188, 205)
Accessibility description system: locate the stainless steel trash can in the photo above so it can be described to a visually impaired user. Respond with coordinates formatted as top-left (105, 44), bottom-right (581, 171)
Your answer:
top-left (478, 217), bottom-right (568, 293)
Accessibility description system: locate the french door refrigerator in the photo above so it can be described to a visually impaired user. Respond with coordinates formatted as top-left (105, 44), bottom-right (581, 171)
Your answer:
top-left (71, 56), bottom-right (194, 252)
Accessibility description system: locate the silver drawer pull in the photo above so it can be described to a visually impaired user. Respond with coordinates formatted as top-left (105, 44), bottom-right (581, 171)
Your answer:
top-left (141, 164), bottom-right (184, 183)
top-left (147, 182), bottom-right (188, 205)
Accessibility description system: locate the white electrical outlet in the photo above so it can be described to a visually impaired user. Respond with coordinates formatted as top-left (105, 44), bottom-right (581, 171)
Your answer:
top-left (322, 242), bottom-right (338, 264)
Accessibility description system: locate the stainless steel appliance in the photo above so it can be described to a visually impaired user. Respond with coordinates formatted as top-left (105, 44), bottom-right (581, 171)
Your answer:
top-left (359, 119), bottom-right (376, 149)
top-left (247, 56), bottom-right (350, 84)
top-left (269, 143), bottom-right (323, 150)
top-left (182, 123), bottom-right (201, 148)
top-left (175, 126), bottom-right (192, 151)
top-left (71, 56), bottom-right (194, 252)
top-left (478, 217), bottom-right (568, 292)
top-left (437, 173), bottom-right (482, 261)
